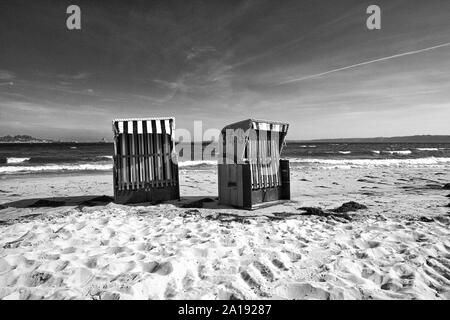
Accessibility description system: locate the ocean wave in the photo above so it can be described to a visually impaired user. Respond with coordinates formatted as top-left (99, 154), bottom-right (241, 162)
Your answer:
top-left (0, 163), bottom-right (113, 174)
top-left (383, 150), bottom-right (412, 155)
top-left (6, 157), bottom-right (31, 164)
top-left (0, 159), bottom-right (218, 174)
top-left (299, 145), bottom-right (317, 148)
top-left (416, 148), bottom-right (439, 151)
top-left (97, 155), bottom-right (113, 160)
top-left (338, 151), bottom-right (351, 154)
top-left (288, 157), bottom-right (450, 168)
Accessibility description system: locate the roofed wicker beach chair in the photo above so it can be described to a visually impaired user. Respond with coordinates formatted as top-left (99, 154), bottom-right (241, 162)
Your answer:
top-left (218, 119), bottom-right (290, 209)
top-left (112, 117), bottom-right (180, 204)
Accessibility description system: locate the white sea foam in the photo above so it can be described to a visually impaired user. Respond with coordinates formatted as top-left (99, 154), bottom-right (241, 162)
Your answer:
top-left (288, 157), bottom-right (450, 169)
top-left (0, 163), bottom-right (113, 174)
top-left (416, 148), bottom-right (439, 151)
top-left (372, 150), bottom-right (380, 154)
top-left (0, 160), bottom-right (219, 174)
top-left (6, 157), bottom-right (31, 164)
top-left (383, 150), bottom-right (412, 155)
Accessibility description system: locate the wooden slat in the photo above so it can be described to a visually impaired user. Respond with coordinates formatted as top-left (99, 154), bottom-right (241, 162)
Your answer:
top-left (271, 137), bottom-right (277, 187)
top-left (248, 138), bottom-right (254, 189)
top-left (156, 122), bottom-right (163, 185)
top-left (169, 119), bottom-right (176, 186)
top-left (165, 134), bottom-right (172, 185)
top-left (159, 120), bottom-right (164, 187)
top-left (150, 121), bottom-right (158, 187)
top-left (256, 130), bottom-right (262, 189)
top-left (142, 121), bottom-right (149, 187)
top-left (130, 122), bottom-right (136, 190)
top-left (161, 120), bottom-right (170, 186)
top-left (134, 122), bottom-right (140, 189)
top-left (113, 123), bottom-right (120, 190)
top-left (124, 122), bottom-right (131, 190)
top-left (267, 132), bottom-right (273, 187)
top-left (252, 138), bottom-right (259, 189)
top-left (138, 122), bottom-right (145, 188)
top-left (261, 131), bottom-right (268, 188)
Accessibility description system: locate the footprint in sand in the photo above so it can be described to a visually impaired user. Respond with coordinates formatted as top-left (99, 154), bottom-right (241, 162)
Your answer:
top-left (140, 261), bottom-right (159, 273)
top-left (136, 242), bottom-right (155, 252)
top-left (282, 250), bottom-right (302, 262)
top-left (56, 260), bottom-right (70, 272)
top-left (252, 261), bottom-right (275, 282)
top-left (101, 292), bottom-right (121, 300)
top-left (240, 270), bottom-right (268, 297)
top-left (151, 261), bottom-right (173, 276)
top-left (107, 246), bottom-right (128, 255)
top-left (26, 271), bottom-right (53, 287)
top-left (75, 221), bottom-right (87, 231)
top-left (84, 257), bottom-right (98, 269)
top-left (182, 271), bottom-right (195, 290)
top-left (111, 272), bottom-right (139, 284)
top-left (62, 246), bottom-right (77, 254)
top-left (426, 258), bottom-right (450, 281)
top-left (413, 233), bottom-right (428, 243)
top-left (164, 280), bottom-right (178, 299)
top-left (361, 267), bottom-right (383, 285)
top-left (380, 280), bottom-right (403, 292)
top-left (271, 258), bottom-right (289, 271)
top-left (197, 264), bottom-right (208, 280)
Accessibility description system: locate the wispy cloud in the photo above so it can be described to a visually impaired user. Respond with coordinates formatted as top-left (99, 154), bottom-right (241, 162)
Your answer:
top-left (0, 69), bottom-right (16, 80)
top-left (57, 72), bottom-right (91, 81)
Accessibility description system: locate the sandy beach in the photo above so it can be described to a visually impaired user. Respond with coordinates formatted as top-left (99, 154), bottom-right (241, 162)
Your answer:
top-left (0, 164), bottom-right (449, 300)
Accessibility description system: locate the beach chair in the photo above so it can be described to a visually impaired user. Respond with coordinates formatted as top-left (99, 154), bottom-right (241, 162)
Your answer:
top-left (112, 117), bottom-right (180, 204)
top-left (218, 119), bottom-right (290, 209)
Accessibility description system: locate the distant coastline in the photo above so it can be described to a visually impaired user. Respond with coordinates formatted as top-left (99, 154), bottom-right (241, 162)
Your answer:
top-left (0, 135), bottom-right (54, 144)
top-left (291, 135), bottom-right (450, 144)
top-left (0, 135), bottom-right (109, 144)
top-left (1, 134), bottom-right (450, 144)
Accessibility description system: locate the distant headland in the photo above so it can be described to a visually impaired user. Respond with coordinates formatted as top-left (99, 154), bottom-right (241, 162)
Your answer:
top-left (292, 135), bottom-right (450, 143)
top-left (0, 135), bottom-right (110, 143)
top-left (0, 135), bottom-right (54, 143)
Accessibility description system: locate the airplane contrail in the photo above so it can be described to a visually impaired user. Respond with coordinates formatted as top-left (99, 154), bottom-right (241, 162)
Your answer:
top-left (277, 42), bottom-right (450, 85)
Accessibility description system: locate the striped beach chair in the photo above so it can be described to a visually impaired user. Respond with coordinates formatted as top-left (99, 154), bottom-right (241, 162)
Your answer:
top-left (218, 119), bottom-right (290, 209)
top-left (112, 117), bottom-right (180, 204)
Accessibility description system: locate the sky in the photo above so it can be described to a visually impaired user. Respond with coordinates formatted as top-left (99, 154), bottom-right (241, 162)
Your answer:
top-left (0, 0), bottom-right (449, 141)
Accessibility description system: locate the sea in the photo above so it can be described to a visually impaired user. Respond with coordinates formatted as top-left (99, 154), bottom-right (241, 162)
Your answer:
top-left (1, 142), bottom-right (450, 175)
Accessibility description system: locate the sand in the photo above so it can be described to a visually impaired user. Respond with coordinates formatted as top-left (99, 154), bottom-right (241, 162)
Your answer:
top-left (0, 165), bottom-right (449, 300)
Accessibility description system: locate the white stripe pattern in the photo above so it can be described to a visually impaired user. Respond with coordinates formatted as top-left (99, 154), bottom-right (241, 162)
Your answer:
top-left (114, 119), bottom-right (175, 135)
top-left (251, 121), bottom-right (286, 132)
top-left (127, 121), bottom-right (133, 133)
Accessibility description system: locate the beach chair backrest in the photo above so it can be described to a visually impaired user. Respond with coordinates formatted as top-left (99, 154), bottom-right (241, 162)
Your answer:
top-left (112, 117), bottom-right (178, 200)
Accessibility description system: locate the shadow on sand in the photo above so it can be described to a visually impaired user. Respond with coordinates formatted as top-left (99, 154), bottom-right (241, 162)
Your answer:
top-left (0, 195), bottom-right (227, 210)
top-left (0, 195), bottom-right (114, 209)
